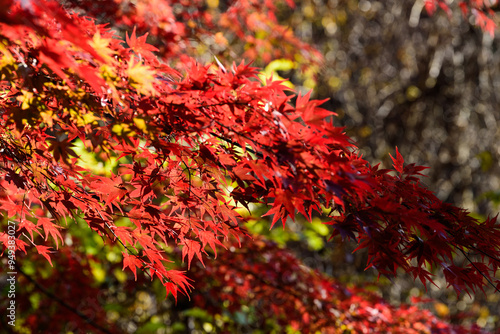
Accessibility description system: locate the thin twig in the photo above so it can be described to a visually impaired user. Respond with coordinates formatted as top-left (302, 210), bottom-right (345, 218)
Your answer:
top-left (458, 249), bottom-right (500, 293)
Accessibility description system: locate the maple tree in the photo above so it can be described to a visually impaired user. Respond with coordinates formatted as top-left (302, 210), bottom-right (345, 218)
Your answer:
top-left (0, 0), bottom-right (499, 332)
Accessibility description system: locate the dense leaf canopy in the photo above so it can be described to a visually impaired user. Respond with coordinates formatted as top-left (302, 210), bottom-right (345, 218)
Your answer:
top-left (0, 0), bottom-right (499, 332)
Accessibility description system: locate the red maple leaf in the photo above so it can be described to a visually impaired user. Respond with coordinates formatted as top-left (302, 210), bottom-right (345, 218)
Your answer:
top-left (18, 219), bottom-right (41, 241)
top-left (389, 147), bottom-right (404, 174)
top-left (181, 239), bottom-right (204, 269)
top-left (36, 217), bottom-right (64, 249)
top-left (35, 245), bottom-right (54, 267)
top-left (126, 27), bottom-right (159, 60)
top-left (91, 174), bottom-right (128, 209)
top-left (122, 252), bottom-right (143, 281)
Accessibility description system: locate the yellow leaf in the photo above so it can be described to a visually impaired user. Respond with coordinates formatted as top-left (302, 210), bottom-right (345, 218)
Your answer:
top-left (90, 31), bottom-right (114, 62)
top-left (127, 56), bottom-right (157, 96)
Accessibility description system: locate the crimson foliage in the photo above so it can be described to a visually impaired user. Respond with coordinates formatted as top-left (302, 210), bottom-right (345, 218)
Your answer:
top-left (0, 0), bottom-right (498, 332)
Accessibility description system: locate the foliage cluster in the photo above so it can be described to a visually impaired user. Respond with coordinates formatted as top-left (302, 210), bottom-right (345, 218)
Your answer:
top-left (0, 0), bottom-right (499, 332)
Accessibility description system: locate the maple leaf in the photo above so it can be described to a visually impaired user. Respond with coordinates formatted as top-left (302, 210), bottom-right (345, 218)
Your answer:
top-left (295, 91), bottom-right (334, 125)
top-left (5, 168), bottom-right (26, 189)
top-left (37, 217), bottom-right (64, 249)
top-left (127, 56), bottom-right (157, 95)
top-left (181, 239), bottom-right (204, 269)
top-left (263, 188), bottom-right (295, 229)
top-left (164, 282), bottom-right (178, 302)
top-left (198, 230), bottom-right (225, 258)
top-left (389, 147), bottom-right (404, 174)
top-left (122, 252), bottom-right (143, 281)
top-left (36, 245), bottom-right (54, 267)
top-left (166, 270), bottom-right (193, 297)
top-left (90, 30), bottom-right (115, 62)
top-left (111, 225), bottom-right (135, 248)
top-left (91, 174), bottom-right (128, 209)
top-left (126, 27), bottom-right (159, 60)
top-left (18, 219), bottom-right (41, 241)
top-left (0, 199), bottom-right (22, 218)
top-left (47, 138), bottom-right (79, 164)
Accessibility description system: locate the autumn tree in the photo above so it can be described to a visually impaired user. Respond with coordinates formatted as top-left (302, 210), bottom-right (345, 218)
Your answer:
top-left (0, 0), bottom-right (499, 332)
